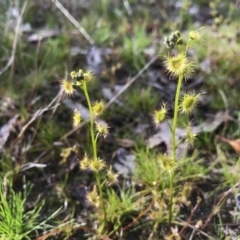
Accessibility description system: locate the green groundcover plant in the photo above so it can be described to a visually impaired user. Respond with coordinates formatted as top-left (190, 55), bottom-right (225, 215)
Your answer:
top-left (0, 179), bottom-right (62, 240)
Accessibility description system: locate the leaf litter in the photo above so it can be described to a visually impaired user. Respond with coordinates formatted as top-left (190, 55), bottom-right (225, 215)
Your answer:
top-left (146, 111), bottom-right (229, 158)
top-left (0, 114), bottom-right (19, 152)
top-left (1, 1), bottom-right (240, 239)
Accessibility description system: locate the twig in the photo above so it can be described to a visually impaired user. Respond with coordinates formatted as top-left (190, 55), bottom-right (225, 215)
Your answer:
top-left (51, 0), bottom-right (95, 45)
top-left (36, 219), bottom-right (112, 240)
top-left (123, 0), bottom-right (132, 15)
top-left (16, 91), bottom-right (62, 140)
top-left (10, 91), bottom-right (62, 155)
top-left (0, 0), bottom-right (28, 76)
top-left (105, 56), bottom-right (158, 109)
top-left (179, 197), bottom-right (202, 236)
top-left (202, 182), bottom-right (240, 229)
top-left (189, 228), bottom-right (196, 240)
top-left (19, 163), bottom-right (47, 172)
top-left (176, 218), bottom-right (215, 240)
top-left (121, 199), bottom-right (154, 232)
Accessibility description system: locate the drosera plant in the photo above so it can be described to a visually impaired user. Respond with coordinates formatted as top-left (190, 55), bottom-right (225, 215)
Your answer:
top-left (151, 28), bottom-right (204, 226)
top-left (61, 70), bottom-right (162, 238)
top-left (133, 146), bottom-right (207, 238)
top-left (60, 28), bottom-right (206, 238)
top-left (61, 70), bottom-right (121, 236)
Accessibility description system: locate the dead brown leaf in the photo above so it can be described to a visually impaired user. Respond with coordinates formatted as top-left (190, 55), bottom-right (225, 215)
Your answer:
top-left (215, 135), bottom-right (240, 154)
top-left (146, 111), bottom-right (228, 158)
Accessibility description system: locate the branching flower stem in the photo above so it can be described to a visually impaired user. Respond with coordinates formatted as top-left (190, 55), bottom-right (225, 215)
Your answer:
top-left (171, 73), bottom-right (184, 160)
top-left (169, 72), bottom-right (184, 225)
top-left (82, 81), bottom-right (107, 224)
top-left (169, 39), bottom-right (191, 224)
top-left (82, 82), bottom-right (97, 160)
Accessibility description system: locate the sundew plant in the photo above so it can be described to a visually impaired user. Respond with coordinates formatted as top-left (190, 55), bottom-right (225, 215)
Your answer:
top-left (61, 29), bottom-right (205, 238)
top-left (153, 29), bottom-right (203, 224)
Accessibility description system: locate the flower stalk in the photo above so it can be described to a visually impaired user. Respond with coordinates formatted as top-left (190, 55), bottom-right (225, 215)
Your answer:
top-left (62, 70), bottom-right (108, 227)
top-left (162, 30), bottom-right (202, 225)
top-left (81, 81), bottom-right (107, 224)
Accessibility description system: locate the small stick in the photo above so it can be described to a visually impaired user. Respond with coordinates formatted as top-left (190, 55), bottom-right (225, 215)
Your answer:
top-left (179, 197), bottom-right (202, 236)
top-left (51, 0), bottom-right (95, 45)
top-left (202, 182), bottom-right (240, 229)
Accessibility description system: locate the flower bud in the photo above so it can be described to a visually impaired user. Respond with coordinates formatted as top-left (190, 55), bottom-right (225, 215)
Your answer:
top-left (164, 53), bottom-right (194, 79)
top-left (153, 104), bottom-right (167, 125)
top-left (92, 100), bottom-right (105, 116)
top-left (72, 109), bottom-right (81, 128)
top-left (180, 92), bottom-right (200, 114)
top-left (61, 79), bottom-right (75, 96)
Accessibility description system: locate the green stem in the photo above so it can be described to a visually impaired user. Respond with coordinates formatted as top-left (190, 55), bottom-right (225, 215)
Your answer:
top-left (95, 173), bottom-right (107, 219)
top-left (171, 73), bottom-right (184, 160)
top-left (185, 39), bottom-right (191, 54)
top-left (82, 82), bottom-right (97, 160)
top-left (169, 171), bottom-right (174, 224)
top-left (95, 133), bottom-right (100, 146)
top-left (82, 81), bottom-right (107, 225)
top-left (168, 37), bottom-right (192, 225)
top-left (169, 73), bottom-right (184, 225)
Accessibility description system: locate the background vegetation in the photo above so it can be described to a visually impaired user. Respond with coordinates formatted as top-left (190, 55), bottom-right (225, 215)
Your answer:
top-left (0, 0), bottom-right (240, 239)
